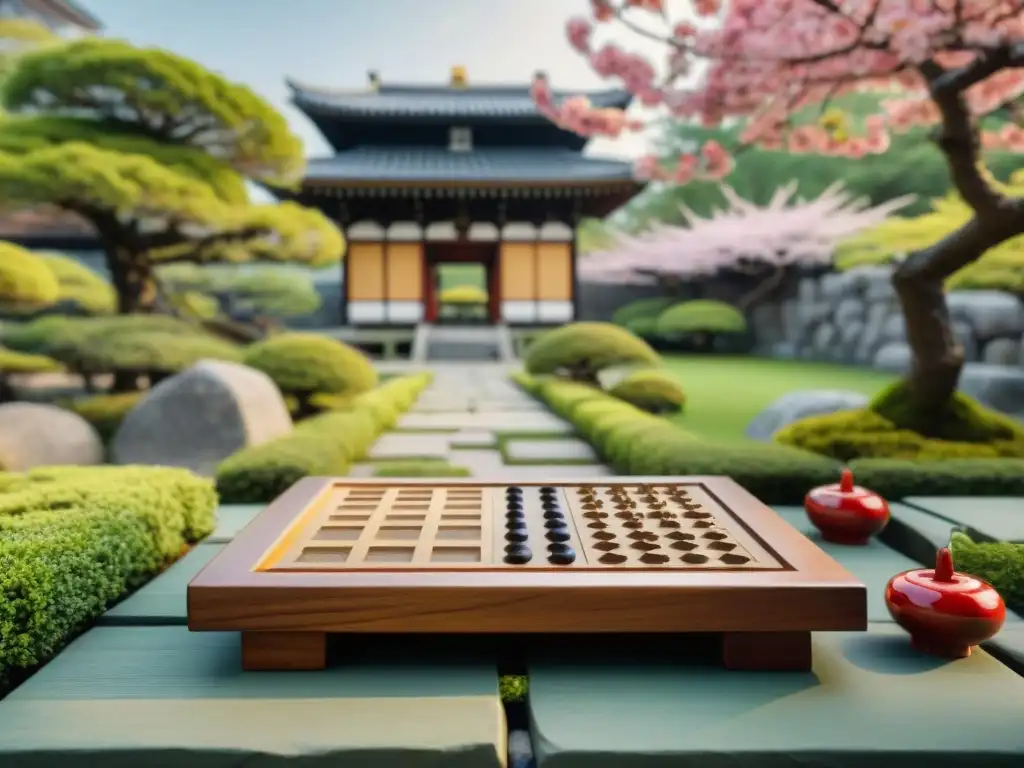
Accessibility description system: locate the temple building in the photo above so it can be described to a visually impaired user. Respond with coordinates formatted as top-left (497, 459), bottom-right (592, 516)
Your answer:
top-left (286, 66), bottom-right (642, 327)
top-left (0, 0), bottom-right (102, 32)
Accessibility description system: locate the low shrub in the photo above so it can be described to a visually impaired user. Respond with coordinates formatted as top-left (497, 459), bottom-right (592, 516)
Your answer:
top-left (950, 531), bottom-right (1024, 613)
top-left (439, 285), bottom-right (488, 304)
top-left (610, 297), bottom-right (674, 328)
top-left (523, 322), bottom-right (660, 385)
top-left (62, 392), bottom-right (143, 441)
top-left (0, 466), bottom-right (216, 683)
top-left (608, 369), bottom-right (686, 413)
top-left (216, 373), bottom-right (431, 503)
top-left (775, 381), bottom-right (1024, 460)
top-left (656, 300), bottom-right (747, 335)
top-left (243, 332), bottom-right (378, 414)
top-left (522, 375), bottom-right (838, 503)
top-left (373, 460), bottom-right (472, 478)
top-left (0, 346), bottom-right (63, 401)
top-left (848, 458), bottom-right (1024, 497)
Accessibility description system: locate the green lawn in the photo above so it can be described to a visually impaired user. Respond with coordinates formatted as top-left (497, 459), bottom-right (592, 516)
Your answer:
top-left (659, 355), bottom-right (896, 441)
top-left (437, 263), bottom-right (486, 291)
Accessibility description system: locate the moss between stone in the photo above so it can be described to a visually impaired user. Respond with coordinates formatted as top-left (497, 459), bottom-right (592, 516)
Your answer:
top-left (371, 460), bottom-right (471, 478)
top-left (774, 381), bottom-right (1024, 461)
top-left (499, 674), bottom-right (529, 703)
top-left (950, 531), bottom-right (1024, 613)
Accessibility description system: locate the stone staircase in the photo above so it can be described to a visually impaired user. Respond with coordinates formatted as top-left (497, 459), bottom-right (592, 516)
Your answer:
top-left (411, 323), bottom-right (516, 363)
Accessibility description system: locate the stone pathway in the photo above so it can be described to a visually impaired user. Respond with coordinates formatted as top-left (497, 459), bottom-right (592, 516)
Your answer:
top-left (349, 363), bottom-right (612, 479)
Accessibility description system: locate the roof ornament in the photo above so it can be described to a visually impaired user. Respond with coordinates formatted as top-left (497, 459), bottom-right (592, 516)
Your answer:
top-left (367, 70), bottom-right (380, 90)
top-left (450, 65), bottom-right (468, 89)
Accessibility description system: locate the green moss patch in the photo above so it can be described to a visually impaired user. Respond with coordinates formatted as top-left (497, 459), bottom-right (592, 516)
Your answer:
top-left (950, 531), bottom-right (1024, 613)
top-left (775, 381), bottom-right (1024, 461)
top-left (372, 460), bottom-right (471, 478)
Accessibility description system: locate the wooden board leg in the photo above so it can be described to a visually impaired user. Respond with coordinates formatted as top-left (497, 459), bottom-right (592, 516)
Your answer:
top-left (241, 631), bottom-right (327, 671)
top-left (722, 631), bottom-right (812, 672)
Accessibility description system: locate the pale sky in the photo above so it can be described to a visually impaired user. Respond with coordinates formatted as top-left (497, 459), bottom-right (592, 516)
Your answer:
top-left (80, 0), bottom-right (675, 162)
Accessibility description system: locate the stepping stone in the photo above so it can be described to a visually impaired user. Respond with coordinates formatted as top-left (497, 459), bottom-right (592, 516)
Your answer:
top-left (97, 544), bottom-right (222, 626)
top-left (503, 438), bottom-right (598, 464)
top-left (369, 433), bottom-right (452, 460)
top-left (527, 623), bottom-right (1024, 767)
top-left (399, 412), bottom-right (574, 433)
top-left (206, 505), bottom-right (263, 544)
top-left (345, 463), bottom-right (377, 478)
top-left (487, 465), bottom-right (614, 480)
top-left (450, 430), bottom-right (498, 449)
top-left (0, 627), bottom-right (505, 768)
top-left (880, 502), bottom-right (960, 566)
top-left (773, 506), bottom-right (919, 622)
top-left (904, 497), bottom-right (1024, 543)
top-left (986, 625), bottom-right (1024, 677)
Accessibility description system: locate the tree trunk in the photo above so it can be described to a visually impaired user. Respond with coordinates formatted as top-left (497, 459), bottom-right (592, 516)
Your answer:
top-left (892, 214), bottom-right (1023, 423)
top-left (93, 216), bottom-right (159, 315)
top-left (0, 374), bottom-right (13, 404)
top-left (111, 371), bottom-right (141, 393)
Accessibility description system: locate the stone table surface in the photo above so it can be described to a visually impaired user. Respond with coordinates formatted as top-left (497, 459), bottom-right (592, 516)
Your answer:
top-left (0, 627), bottom-right (507, 768)
top-left (526, 623), bottom-right (1024, 768)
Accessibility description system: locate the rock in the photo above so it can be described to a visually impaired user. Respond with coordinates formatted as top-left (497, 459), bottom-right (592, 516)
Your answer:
top-left (982, 338), bottom-right (1021, 366)
top-left (953, 320), bottom-right (979, 362)
top-left (947, 291), bottom-right (1024, 340)
top-left (873, 342), bottom-right (912, 373)
top-left (819, 271), bottom-right (855, 300)
top-left (857, 266), bottom-right (897, 303)
top-left (0, 402), bottom-right (104, 471)
top-left (797, 277), bottom-right (819, 303)
top-left (744, 390), bottom-right (870, 441)
top-left (833, 298), bottom-right (864, 327)
top-left (855, 302), bottom-right (894, 363)
top-left (811, 322), bottom-right (838, 355)
top-left (838, 320), bottom-right (865, 361)
top-left (750, 303), bottom-right (785, 345)
top-left (110, 360), bottom-right (293, 476)
top-left (769, 341), bottom-right (798, 359)
top-left (959, 363), bottom-right (1024, 416)
top-left (880, 313), bottom-right (906, 342)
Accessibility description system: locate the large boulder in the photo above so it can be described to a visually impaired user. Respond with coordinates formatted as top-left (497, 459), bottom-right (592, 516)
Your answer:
top-left (745, 390), bottom-right (870, 441)
top-left (958, 363), bottom-right (1024, 417)
top-left (948, 291), bottom-right (1024, 340)
top-left (0, 402), bottom-right (104, 471)
top-left (111, 360), bottom-right (293, 476)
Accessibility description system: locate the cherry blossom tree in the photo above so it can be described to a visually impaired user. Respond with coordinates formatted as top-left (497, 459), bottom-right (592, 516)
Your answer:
top-left (582, 180), bottom-right (913, 310)
top-left (534, 0), bottom-right (1024, 421)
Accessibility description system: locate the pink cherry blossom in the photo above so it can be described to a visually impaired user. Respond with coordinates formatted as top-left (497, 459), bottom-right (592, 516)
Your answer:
top-left (534, 0), bottom-right (1024, 183)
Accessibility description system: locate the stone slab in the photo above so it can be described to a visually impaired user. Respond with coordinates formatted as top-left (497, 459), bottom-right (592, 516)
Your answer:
top-left (985, 625), bottom-right (1024, 677)
top-left (399, 411), bottom-right (574, 433)
top-left (881, 502), bottom-right (960, 566)
top-left (98, 544), bottom-right (222, 626)
top-left (503, 438), bottom-right (598, 463)
top-left (773, 506), bottom-right (919, 622)
top-left (0, 627), bottom-right (505, 768)
top-left (904, 497), bottom-right (1024, 543)
top-left (527, 623), bottom-right (1024, 768)
top-left (369, 432), bottom-right (452, 460)
top-left (206, 504), bottom-right (263, 543)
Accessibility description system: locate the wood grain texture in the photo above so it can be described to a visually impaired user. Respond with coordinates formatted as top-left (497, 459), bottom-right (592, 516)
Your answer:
top-left (722, 631), bottom-right (813, 672)
top-left (241, 631), bottom-right (327, 671)
top-left (188, 478), bottom-right (867, 648)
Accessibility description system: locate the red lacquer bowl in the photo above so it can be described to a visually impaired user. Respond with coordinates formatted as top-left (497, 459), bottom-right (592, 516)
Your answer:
top-left (804, 468), bottom-right (889, 545)
top-left (885, 547), bottom-right (1006, 658)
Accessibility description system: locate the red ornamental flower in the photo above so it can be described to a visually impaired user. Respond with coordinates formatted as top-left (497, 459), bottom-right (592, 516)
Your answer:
top-left (590, 0), bottom-right (615, 22)
top-left (693, 0), bottom-right (720, 16)
top-left (624, 0), bottom-right (665, 12)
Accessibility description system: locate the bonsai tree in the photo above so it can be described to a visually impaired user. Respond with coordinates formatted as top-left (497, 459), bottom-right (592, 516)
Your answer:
top-left (157, 264), bottom-right (323, 320)
top-left (523, 321), bottom-right (661, 385)
top-left (655, 300), bottom-right (747, 351)
top-left (439, 285), bottom-right (489, 321)
top-left (242, 333), bottom-right (379, 417)
top-left (537, 0), bottom-right (1024, 426)
top-left (0, 346), bottom-right (62, 402)
top-left (0, 38), bottom-right (344, 315)
top-left (0, 241), bottom-right (59, 312)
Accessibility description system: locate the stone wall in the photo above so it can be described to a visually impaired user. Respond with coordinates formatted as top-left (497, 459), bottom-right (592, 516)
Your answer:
top-left (752, 265), bottom-right (1024, 371)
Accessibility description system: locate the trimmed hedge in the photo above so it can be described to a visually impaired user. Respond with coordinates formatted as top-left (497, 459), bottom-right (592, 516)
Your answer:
top-left (0, 466), bottom-right (216, 683)
top-left (216, 372), bottom-right (432, 503)
top-left (515, 373), bottom-right (1024, 503)
top-left (611, 297), bottom-right (674, 328)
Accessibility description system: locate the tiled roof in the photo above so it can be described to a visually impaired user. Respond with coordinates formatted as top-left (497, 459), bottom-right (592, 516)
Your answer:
top-left (303, 147), bottom-right (636, 184)
top-left (287, 80), bottom-right (631, 119)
